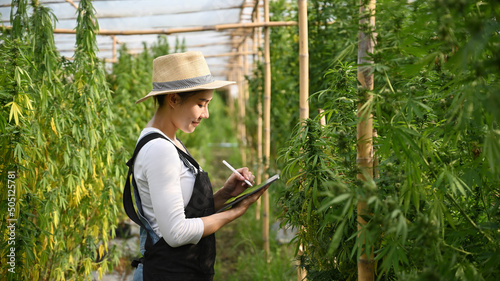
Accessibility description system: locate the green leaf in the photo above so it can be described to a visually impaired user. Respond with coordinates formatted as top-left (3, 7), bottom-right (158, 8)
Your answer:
top-left (328, 220), bottom-right (346, 255)
top-left (484, 129), bottom-right (500, 174)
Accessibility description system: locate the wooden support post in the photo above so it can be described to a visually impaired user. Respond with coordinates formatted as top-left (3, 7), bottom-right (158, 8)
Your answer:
top-left (256, 88), bottom-right (263, 221)
top-left (227, 70), bottom-right (235, 121)
top-left (297, 0), bottom-right (309, 280)
top-left (243, 38), bottom-right (254, 172)
top-left (373, 129), bottom-right (379, 179)
top-left (298, 0), bottom-right (309, 122)
top-left (356, 0), bottom-right (376, 280)
top-left (237, 45), bottom-right (247, 166)
top-left (263, 0), bottom-right (271, 261)
top-left (243, 38), bottom-right (250, 102)
top-left (65, 0), bottom-right (78, 9)
top-left (318, 109), bottom-right (326, 126)
top-left (10, 21), bottom-right (297, 36)
top-left (255, 3), bottom-right (263, 221)
top-left (111, 35), bottom-right (117, 62)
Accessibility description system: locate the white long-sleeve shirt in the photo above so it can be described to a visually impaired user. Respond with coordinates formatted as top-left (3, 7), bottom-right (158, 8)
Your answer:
top-left (134, 127), bottom-right (204, 247)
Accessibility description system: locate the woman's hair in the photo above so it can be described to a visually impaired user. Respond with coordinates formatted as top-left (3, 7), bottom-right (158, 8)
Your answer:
top-left (154, 91), bottom-right (199, 108)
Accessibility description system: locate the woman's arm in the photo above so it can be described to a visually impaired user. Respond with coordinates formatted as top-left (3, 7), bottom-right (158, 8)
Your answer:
top-left (145, 141), bottom-right (257, 243)
top-left (213, 188), bottom-right (232, 211)
top-left (144, 140), bottom-right (204, 247)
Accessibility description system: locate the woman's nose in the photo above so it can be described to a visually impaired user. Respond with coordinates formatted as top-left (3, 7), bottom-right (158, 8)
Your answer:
top-left (201, 107), bottom-right (209, 119)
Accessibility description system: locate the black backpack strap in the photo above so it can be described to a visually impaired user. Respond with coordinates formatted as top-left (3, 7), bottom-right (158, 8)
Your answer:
top-left (123, 132), bottom-right (167, 228)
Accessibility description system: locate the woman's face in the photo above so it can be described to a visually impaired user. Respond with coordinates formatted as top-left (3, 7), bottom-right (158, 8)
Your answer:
top-left (172, 89), bottom-right (213, 134)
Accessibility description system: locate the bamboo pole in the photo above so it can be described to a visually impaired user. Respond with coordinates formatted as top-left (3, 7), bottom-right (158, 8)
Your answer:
top-left (319, 109), bottom-right (326, 126)
top-left (356, 0), bottom-right (376, 280)
top-left (243, 38), bottom-right (250, 102)
top-left (298, 0), bottom-right (309, 121)
top-left (373, 129), bottom-right (379, 179)
top-left (204, 51), bottom-right (255, 58)
top-left (227, 70), bottom-right (236, 123)
top-left (65, 0), bottom-right (78, 9)
top-left (297, 1), bottom-right (309, 280)
top-left (237, 45), bottom-right (247, 166)
top-left (263, 0), bottom-right (271, 260)
top-left (111, 35), bottom-right (117, 62)
top-left (2, 21), bottom-right (297, 36)
top-left (242, 38), bottom-right (253, 168)
top-left (0, 2), bottom-right (262, 9)
top-left (254, 3), bottom-right (263, 221)
top-left (256, 89), bottom-right (263, 221)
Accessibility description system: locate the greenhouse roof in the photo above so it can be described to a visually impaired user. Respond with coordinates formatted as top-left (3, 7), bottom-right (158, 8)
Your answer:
top-left (0, 0), bottom-right (291, 82)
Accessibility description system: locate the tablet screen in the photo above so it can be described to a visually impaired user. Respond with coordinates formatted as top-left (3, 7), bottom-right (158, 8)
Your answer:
top-left (215, 174), bottom-right (280, 213)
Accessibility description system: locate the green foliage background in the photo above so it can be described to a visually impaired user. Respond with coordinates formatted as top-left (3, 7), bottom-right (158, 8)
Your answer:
top-left (0, 1), bottom-right (245, 279)
top-left (1, 0), bottom-right (126, 279)
top-left (271, 0), bottom-right (500, 280)
top-left (1, 0), bottom-right (499, 280)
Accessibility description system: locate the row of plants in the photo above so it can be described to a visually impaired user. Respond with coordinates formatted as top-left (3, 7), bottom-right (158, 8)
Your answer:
top-left (1, 0), bottom-right (126, 279)
top-left (247, 0), bottom-right (500, 280)
top-left (2, 0), bottom-right (499, 280)
top-left (0, 0), bottom-right (276, 278)
top-left (1, 0), bottom-right (243, 277)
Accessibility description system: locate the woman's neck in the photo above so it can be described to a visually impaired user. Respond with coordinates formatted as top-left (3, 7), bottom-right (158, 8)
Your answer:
top-left (147, 107), bottom-right (177, 141)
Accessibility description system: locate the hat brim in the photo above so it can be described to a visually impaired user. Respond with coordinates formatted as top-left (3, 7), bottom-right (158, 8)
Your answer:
top-left (136, 80), bottom-right (235, 104)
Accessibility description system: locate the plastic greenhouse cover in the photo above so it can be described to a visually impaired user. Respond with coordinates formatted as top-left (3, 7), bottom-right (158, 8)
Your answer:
top-left (1, 0), bottom-right (257, 82)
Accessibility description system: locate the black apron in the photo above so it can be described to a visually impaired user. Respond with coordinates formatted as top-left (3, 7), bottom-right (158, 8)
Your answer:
top-left (123, 132), bottom-right (216, 281)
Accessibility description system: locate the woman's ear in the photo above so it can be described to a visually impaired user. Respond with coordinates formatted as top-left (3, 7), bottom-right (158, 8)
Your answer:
top-left (167, 93), bottom-right (181, 108)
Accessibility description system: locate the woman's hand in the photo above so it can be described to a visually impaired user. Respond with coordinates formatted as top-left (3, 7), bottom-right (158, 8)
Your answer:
top-left (230, 184), bottom-right (268, 217)
top-left (222, 167), bottom-right (255, 198)
top-left (213, 167), bottom-right (255, 212)
top-left (202, 183), bottom-right (268, 238)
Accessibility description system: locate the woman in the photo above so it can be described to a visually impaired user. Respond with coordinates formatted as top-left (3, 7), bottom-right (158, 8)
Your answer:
top-left (124, 51), bottom-right (266, 281)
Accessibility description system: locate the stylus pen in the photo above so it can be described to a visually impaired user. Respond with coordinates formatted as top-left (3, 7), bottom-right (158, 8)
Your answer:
top-left (222, 160), bottom-right (253, 186)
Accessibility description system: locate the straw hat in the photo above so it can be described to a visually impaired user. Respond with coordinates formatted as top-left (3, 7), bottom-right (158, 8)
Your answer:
top-left (136, 51), bottom-right (235, 103)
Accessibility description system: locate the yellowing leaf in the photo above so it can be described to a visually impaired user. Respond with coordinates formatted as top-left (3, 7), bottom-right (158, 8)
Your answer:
top-left (84, 258), bottom-right (92, 276)
top-left (98, 267), bottom-right (104, 280)
top-left (49, 225), bottom-right (55, 249)
top-left (98, 244), bottom-right (105, 260)
top-left (92, 225), bottom-right (99, 238)
top-left (53, 211), bottom-right (59, 228)
top-left (6, 101), bottom-right (23, 125)
top-left (51, 117), bottom-right (58, 136)
top-left (75, 184), bottom-right (81, 205)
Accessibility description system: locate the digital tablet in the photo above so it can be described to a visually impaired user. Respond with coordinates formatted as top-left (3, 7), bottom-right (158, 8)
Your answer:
top-left (216, 174), bottom-right (280, 213)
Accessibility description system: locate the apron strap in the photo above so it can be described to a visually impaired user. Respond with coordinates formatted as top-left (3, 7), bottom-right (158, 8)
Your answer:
top-left (123, 132), bottom-right (166, 228)
top-left (176, 144), bottom-right (201, 171)
top-left (123, 131), bottom-right (202, 228)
